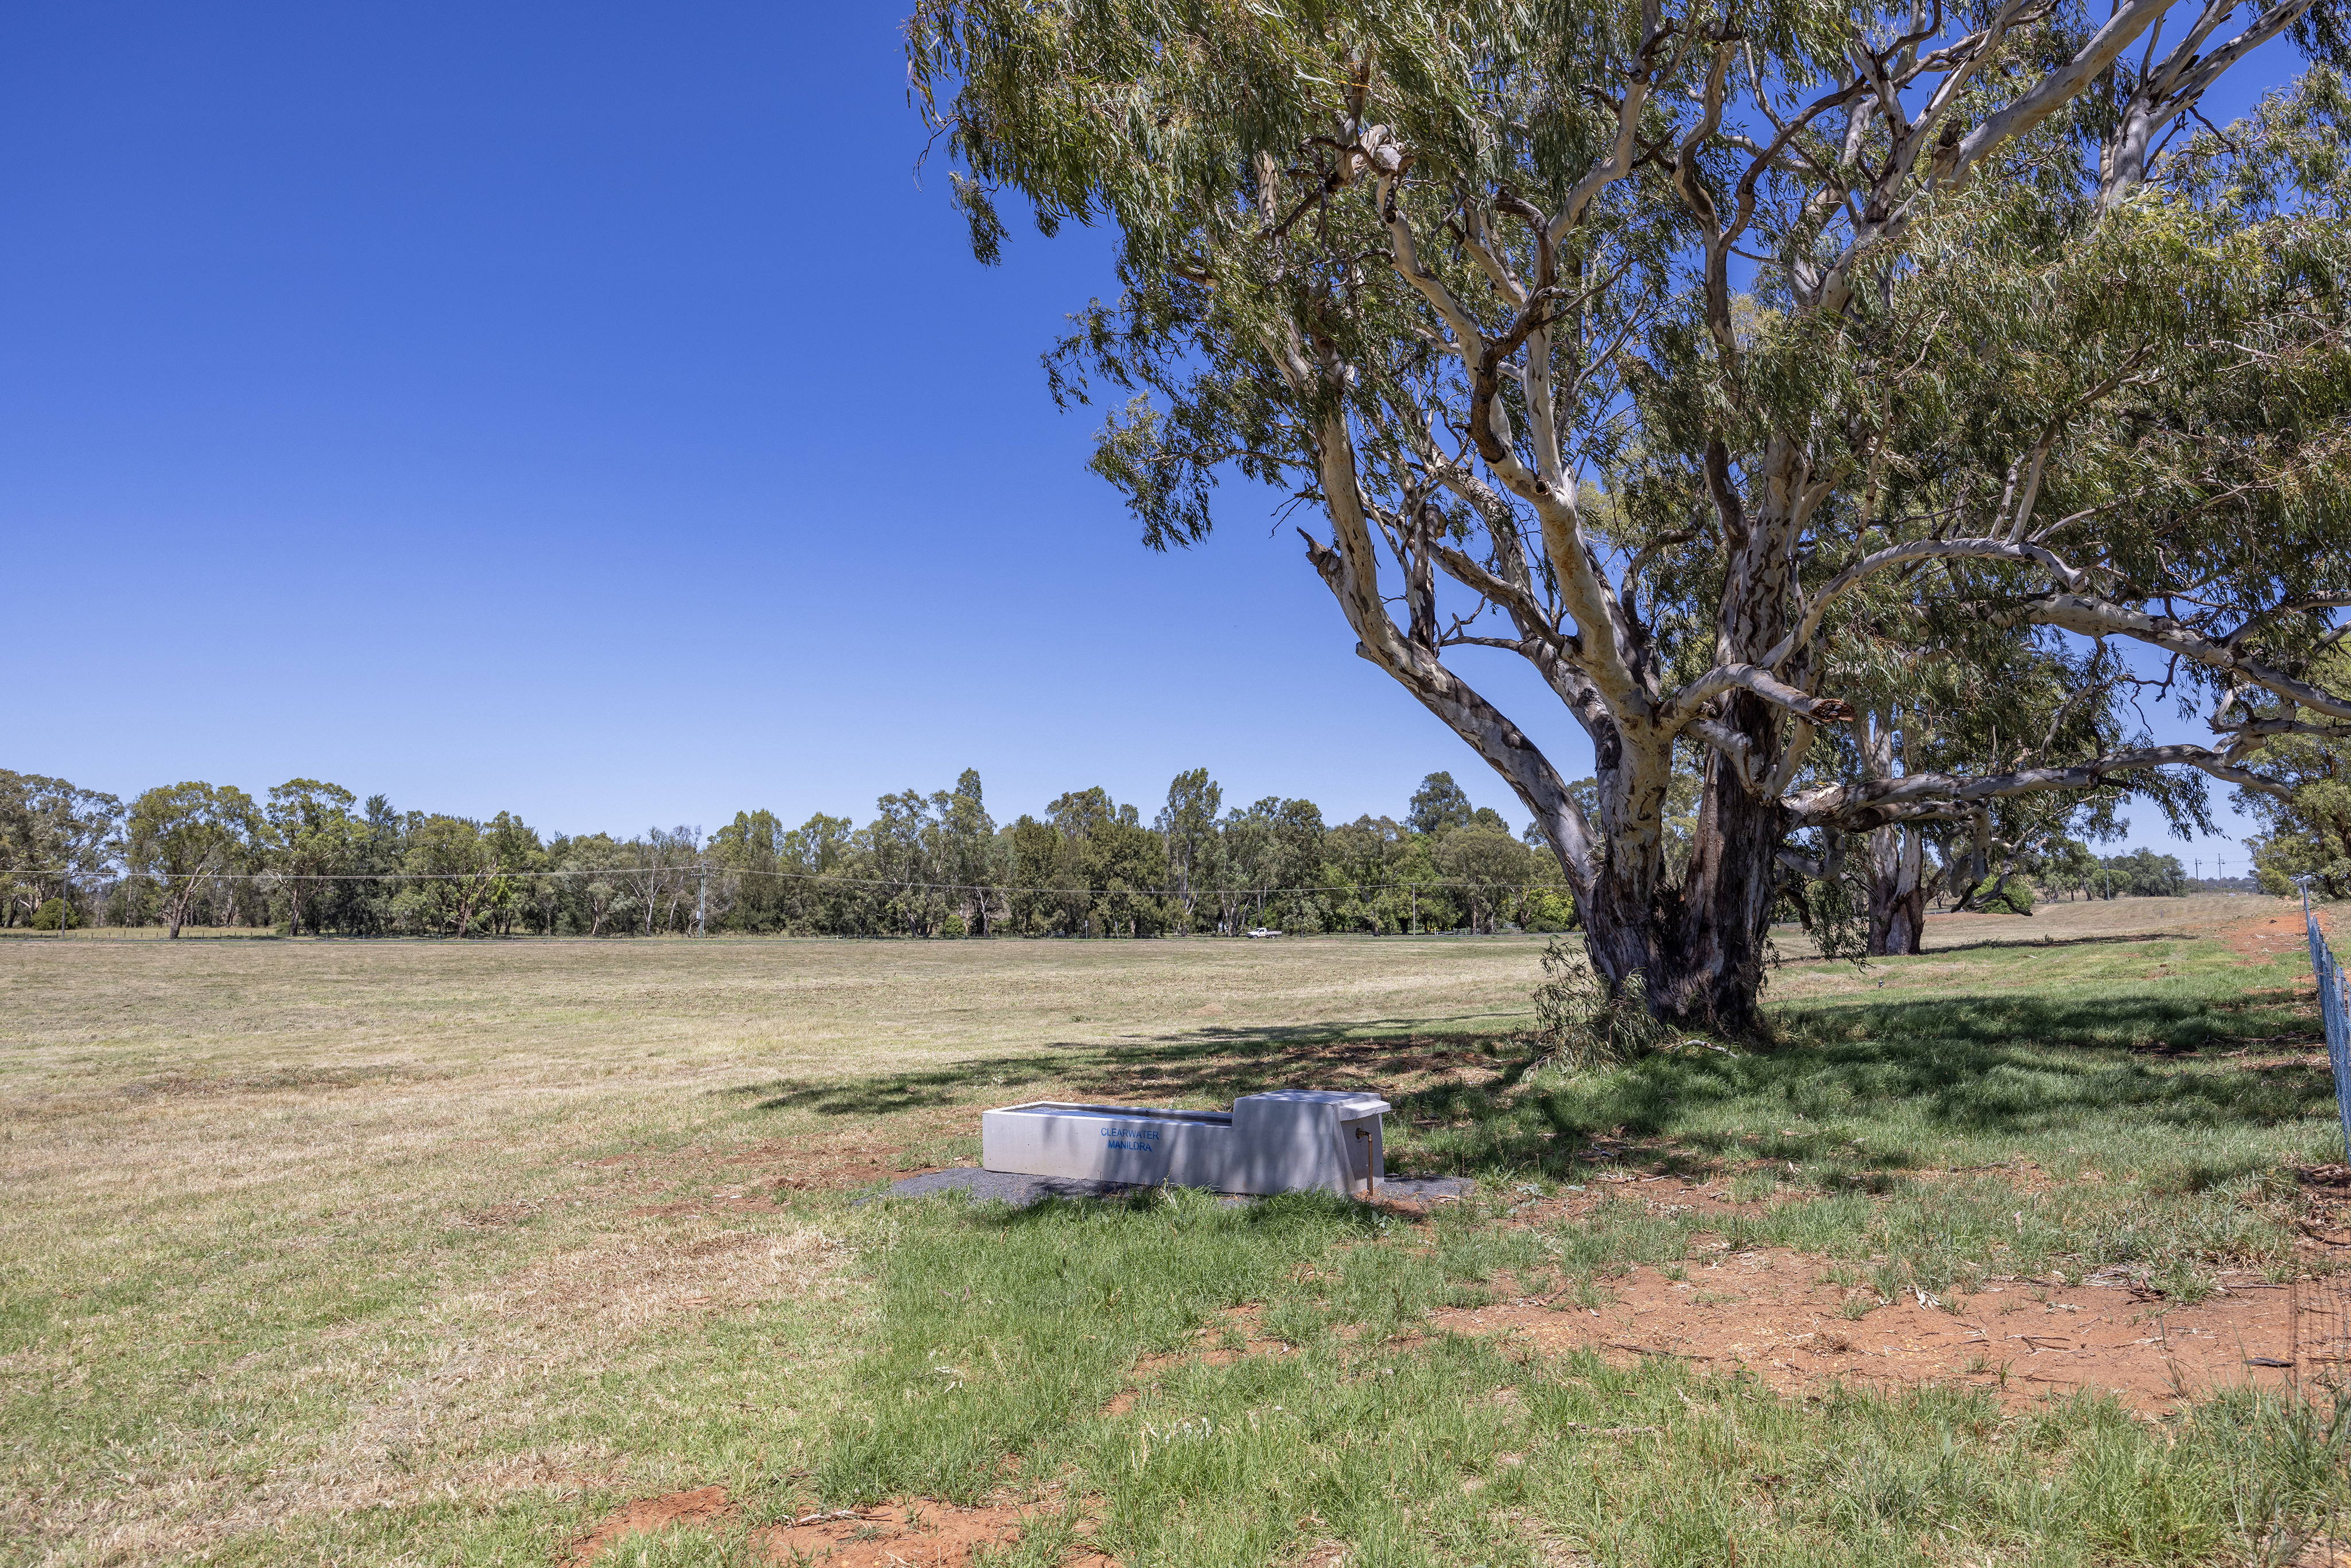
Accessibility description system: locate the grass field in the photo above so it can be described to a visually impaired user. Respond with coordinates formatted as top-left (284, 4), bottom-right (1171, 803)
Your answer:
top-left (5, 896), bottom-right (2349, 1566)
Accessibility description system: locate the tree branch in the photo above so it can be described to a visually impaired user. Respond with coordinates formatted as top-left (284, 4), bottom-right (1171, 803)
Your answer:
top-left (2024, 595), bottom-right (2351, 722)
top-left (1794, 743), bottom-right (2290, 829)
top-left (1764, 536), bottom-right (2092, 672)
top-left (1667, 663), bottom-right (1858, 731)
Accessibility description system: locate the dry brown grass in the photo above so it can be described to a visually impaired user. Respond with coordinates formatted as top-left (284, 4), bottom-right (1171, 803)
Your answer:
top-left (1763, 889), bottom-right (2288, 999)
top-left (0, 899), bottom-right (2296, 1563)
top-left (0, 932), bottom-right (1552, 1565)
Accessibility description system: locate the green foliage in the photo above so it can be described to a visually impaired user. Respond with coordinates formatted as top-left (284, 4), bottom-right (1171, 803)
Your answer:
top-left (390, 815), bottom-right (510, 937)
top-left (1529, 936), bottom-right (1673, 1071)
top-left (1405, 771), bottom-right (1471, 838)
top-left (2241, 647), bottom-right (2351, 899)
top-left (2090, 850), bottom-right (2191, 899)
top-left (905, 0), bottom-right (2351, 1034)
top-left (1966, 875), bottom-right (2036, 914)
top-left (24, 761), bottom-right (1549, 940)
top-left (1429, 821), bottom-right (1527, 934)
top-left (1154, 766), bottom-right (1224, 932)
top-left (125, 780), bottom-right (264, 938)
top-left (263, 779), bottom-right (363, 936)
top-left (1775, 839), bottom-right (1874, 964)
top-left (0, 769), bottom-right (121, 928)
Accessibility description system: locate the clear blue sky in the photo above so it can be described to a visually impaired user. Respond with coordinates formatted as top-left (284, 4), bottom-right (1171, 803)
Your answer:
top-left (0, 3), bottom-right (2298, 874)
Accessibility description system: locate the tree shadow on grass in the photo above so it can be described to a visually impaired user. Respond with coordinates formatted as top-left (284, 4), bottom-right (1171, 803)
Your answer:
top-left (719, 979), bottom-right (2329, 1195)
top-left (720, 1016), bottom-right (1514, 1117)
top-left (1911, 930), bottom-right (2195, 956)
top-left (724, 1054), bottom-right (1072, 1116)
top-left (1476, 984), bottom-right (2334, 1181)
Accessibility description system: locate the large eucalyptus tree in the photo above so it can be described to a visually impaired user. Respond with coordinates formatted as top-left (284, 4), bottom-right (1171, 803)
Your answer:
top-left (911, 0), bottom-right (2351, 1030)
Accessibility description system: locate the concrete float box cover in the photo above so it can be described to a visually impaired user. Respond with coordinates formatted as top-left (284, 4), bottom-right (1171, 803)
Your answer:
top-left (980, 1089), bottom-right (1392, 1196)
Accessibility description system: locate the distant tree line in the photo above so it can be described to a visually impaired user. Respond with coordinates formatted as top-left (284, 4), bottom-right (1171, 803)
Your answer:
top-left (0, 766), bottom-right (1582, 938)
top-left (2078, 850), bottom-right (2194, 902)
top-left (1917, 840), bottom-right (2198, 917)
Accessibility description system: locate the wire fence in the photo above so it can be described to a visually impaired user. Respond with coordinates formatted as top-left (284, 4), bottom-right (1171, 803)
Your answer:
top-left (2309, 882), bottom-right (2351, 1166)
top-left (2292, 883), bottom-right (2351, 1568)
top-left (2292, 1255), bottom-right (2351, 1567)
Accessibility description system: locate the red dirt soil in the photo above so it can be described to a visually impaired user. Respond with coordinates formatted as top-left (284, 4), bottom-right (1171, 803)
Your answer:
top-left (2220, 907), bottom-right (2338, 964)
top-left (1431, 1248), bottom-right (2298, 1411)
top-left (565, 1485), bottom-right (729, 1563)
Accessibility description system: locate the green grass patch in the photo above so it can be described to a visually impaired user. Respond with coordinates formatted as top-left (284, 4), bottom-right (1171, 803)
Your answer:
top-left (825, 1183), bottom-right (2351, 1566)
top-left (1359, 938), bottom-right (2336, 1296)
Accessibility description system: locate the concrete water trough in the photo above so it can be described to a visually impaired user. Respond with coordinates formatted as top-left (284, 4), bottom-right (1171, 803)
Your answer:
top-left (980, 1089), bottom-right (1391, 1197)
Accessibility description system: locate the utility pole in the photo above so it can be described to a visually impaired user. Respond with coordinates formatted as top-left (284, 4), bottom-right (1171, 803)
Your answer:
top-left (696, 848), bottom-right (707, 938)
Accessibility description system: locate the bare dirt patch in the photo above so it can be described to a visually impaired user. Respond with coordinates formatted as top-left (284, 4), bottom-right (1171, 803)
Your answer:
top-left (567, 1485), bottom-right (730, 1563)
top-left (1431, 1247), bottom-right (2296, 1410)
top-left (1107, 1304), bottom-right (1300, 1415)
top-left (2218, 908), bottom-right (2338, 965)
top-left (566, 1487), bottom-right (1083, 1566)
top-left (1173, 1303), bottom-right (1301, 1370)
top-left (756, 1498), bottom-right (1049, 1566)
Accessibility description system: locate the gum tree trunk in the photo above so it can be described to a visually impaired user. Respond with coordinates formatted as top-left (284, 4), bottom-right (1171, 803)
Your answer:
top-left (1865, 826), bottom-right (1930, 956)
top-left (1575, 489), bottom-right (1803, 1035)
top-left (1576, 778), bottom-right (1781, 1034)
